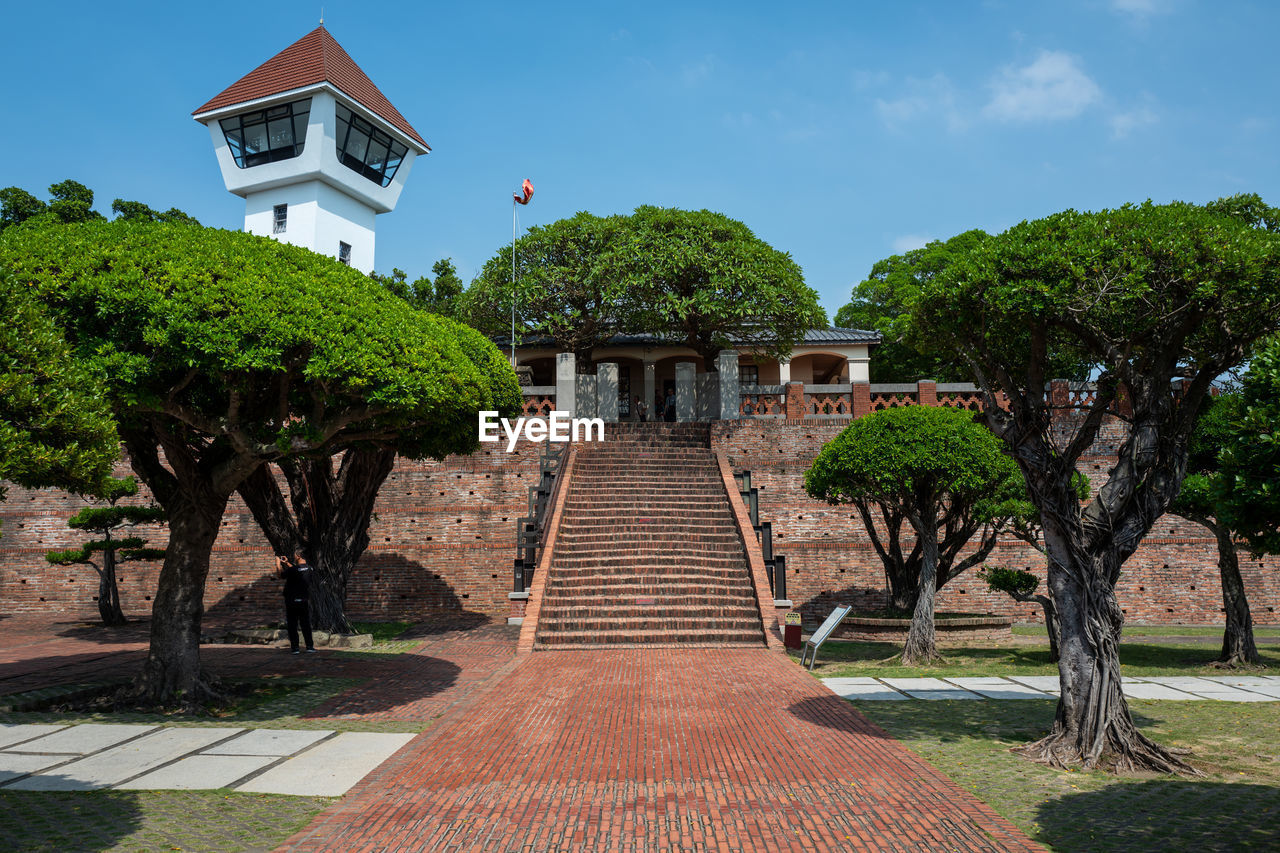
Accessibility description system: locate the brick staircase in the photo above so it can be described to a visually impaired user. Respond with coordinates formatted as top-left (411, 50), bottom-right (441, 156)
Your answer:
top-left (533, 424), bottom-right (766, 649)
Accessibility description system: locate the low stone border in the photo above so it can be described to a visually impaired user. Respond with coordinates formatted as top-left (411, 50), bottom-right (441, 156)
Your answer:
top-left (835, 614), bottom-right (1014, 643)
top-left (214, 629), bottom-right (373, 649)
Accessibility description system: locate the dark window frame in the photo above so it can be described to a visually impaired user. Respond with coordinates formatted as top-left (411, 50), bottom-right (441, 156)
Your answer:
top-left (334, 103), bottom-right (409, 188)
top-left (338, 241), bottom-right (352, 266)
top-left (273, 204), bottom-right (287, 234)
top-left (220, 98), bottom-right (311, 169)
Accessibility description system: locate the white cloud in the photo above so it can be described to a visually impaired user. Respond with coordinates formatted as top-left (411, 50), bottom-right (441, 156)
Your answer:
top-left (682, 55), bottom-right (716, 87)
top-left (1109, 106), bottom-right (1158, 138)
top-left (874, 74), bottom-right (965, 132)
top-left (983, 51), bottom-right (1101, 122)
top-left (1111, 0), bottom-right (1175, 17)
top-left (852, 69), bottom-right (890, 91)
top-left (891, 234), bottom-right (933, 253)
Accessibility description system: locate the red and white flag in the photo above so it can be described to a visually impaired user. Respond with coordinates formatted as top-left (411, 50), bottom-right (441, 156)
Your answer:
top-left (514, 178), bottom-right (534, 205)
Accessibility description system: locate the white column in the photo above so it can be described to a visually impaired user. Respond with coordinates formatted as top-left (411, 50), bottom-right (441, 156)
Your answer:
top-left (717, 350), bottom-right (739, 420)
top-left (847, 356), bottom-right (870, 383)
top-left (596, 362), bottom-right (619, 423)
top-left (777, 358), bottom-right (791, 385)
top-left (643, 361), bottom-right (656, 422)
top-left (555, 353), bottom-right (576, 417)
top-left (675, 362), bottom-right (696, 422)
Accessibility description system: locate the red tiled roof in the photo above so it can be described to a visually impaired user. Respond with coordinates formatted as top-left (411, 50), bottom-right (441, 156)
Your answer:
top-left (194, 26), bottom-right (427, 149)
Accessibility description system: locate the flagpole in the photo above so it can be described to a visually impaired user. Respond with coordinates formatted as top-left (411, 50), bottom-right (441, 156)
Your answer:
top-left (510, 196), bottom-right (517, 366)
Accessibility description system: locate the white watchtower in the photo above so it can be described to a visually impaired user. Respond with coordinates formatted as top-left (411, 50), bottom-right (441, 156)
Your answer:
top-left (193, 26), bottom-right (428, 273)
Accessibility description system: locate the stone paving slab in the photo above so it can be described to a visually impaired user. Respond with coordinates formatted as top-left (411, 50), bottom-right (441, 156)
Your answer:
top-left (881, 677), bottom-right (982, 699)
top-left (825, 682), bottom-right (908, 700)
top-left (5, 727), bottom-right (242, 791)
top-left (946, 678), bottom-right (1051, 699)
top-left (7, 723), bottom-right (155, 754)
top-left (1120, 682), bottom-right (1204, 700)
top-left (0, 723), bottom-right (67, 749)
top-left (1007, 675), bottom-right (1061, 693)
top-left (236, 732), bottom-right (415, 796)
top-left (0, 753), bottom-right (67, 784)
top-left (117, 754), bottom-right (277, 790)
top-left (203, 728), bottom-right (330, 756)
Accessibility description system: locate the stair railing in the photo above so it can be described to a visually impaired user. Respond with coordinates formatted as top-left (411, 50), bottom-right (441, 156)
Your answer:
top-left (737, 470), bottom-right (787, 600)
top-left (513, 442), bottom-right (567, 593)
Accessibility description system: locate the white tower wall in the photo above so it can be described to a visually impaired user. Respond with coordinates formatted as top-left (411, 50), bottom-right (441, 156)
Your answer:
top-left (244, 181), bottom-right (376, 273)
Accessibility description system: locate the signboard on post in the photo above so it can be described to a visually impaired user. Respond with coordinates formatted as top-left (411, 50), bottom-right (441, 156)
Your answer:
top-left (801, 604), bottom-right (852, 670)
top-left (784, 612), bottom-right (802, 626)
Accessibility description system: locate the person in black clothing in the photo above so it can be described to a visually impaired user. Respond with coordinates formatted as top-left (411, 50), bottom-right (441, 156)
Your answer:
top-left (277, 553), bottom-right (316, 654)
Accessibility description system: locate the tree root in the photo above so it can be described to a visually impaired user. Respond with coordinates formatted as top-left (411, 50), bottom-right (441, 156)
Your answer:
top-left (1211, 656), bottom-right (1266, 670)
top-left (901, 647), bottom-right (948, 666)
top-left (124, 670), bottom-right (233, 714)
top-left (1016, 726), bottom-right (1204, 776)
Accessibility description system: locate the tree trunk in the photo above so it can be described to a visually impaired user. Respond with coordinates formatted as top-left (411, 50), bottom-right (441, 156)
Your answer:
top-left (1020, 527), bottom-right (1197, 774)
top-left (902, 514), bottom-right (943, 664)
top-left (131, 495), bottom-right (228, 707)
top-left (97, 547), bottom-right (127, 626)
top-left (1212, 525), bottom-right (1260, 666)
top-left (238, 448), bottom-right (396, 635)
top-left (1038, 594), bottom-right (1060, 664)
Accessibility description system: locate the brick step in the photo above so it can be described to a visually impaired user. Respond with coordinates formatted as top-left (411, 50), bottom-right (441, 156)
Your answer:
top-left (562, 500), bottom-right (729, 511)
top-left (532, 641), bottom-right (762, 650)
top-left (555, 533), bottom-right (742, 547)
top-left (567, 489), bottom-right (726, 499)
top-left (557, 520), bottom-right (739, 533)
top-left (548, 569), bottom-right (751, 584)
top-left (545, 576), bottom-right (757, 593)
top-left (539, 605), bottom-right (760, 622)
top-left (539, 593), bottom-right (757, 610)
top-left (536, 616), bottom-right (763, 633)
top-left (552, 554), bottom-right (748, 567)
top-left (533, 629), bottom-right (764, 647)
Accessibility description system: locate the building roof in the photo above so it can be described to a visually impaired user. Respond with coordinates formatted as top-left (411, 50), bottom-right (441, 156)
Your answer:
top-left (500, 327), bottom-right (882, 349)
top-left (193, 26), bottom-right (427, 149)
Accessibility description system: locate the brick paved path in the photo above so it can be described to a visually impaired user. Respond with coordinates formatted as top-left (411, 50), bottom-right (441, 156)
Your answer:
top-left (283, 648), bottom-right (1042, 852)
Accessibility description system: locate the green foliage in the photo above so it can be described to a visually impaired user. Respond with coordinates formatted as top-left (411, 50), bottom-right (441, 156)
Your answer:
top-left (466, 206), bottom-right (825, 366)
top-left (45, 476), bottom-right (165, 567)
top-left (804, 405), bottom-right (1022, 514)
top-left (979, 566), bottom-right (1040, 598)
top-left (111, 199), bottom-right (200, 226)
top-left (0, 187), bottom-right (47, 230)
top-left (0, 218), bottom-right (522, 463)
top-left (834, 231), bottom-right (986, 382)
top-left (374, 259), bottom-right (465, 318)
top-left (467, 210), bottom-right (635, 360)
top-left (47, 180), bottom-right (103, 224)
top-left (1171, 393), bottom-right (1242, 524)
top-left (914, 197), bottom-right (1280, 399)
top-left (1218, 337), bottom-right (1280, 554)
top-left (618, 206), bottom-right (826, 365)
top-left (0, 269), bottom-right (118, 499)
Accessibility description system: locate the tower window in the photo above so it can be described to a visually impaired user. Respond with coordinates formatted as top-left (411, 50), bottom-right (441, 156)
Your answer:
top-left (338, 242), bottom-right (352, 266)
top-left (335, 104), bottom-right (408, 188)
top-left (220, 98), bottom-right (311, 169)
top-left (273, 204), bottom-right (287, 234)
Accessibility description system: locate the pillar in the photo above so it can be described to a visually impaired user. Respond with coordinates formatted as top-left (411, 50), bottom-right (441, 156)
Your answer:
top-left (777, 358), bottom-right (791, 385)
top-left (846, 355), bottom-right (869, 383)
top-left (784, 381), bottom-right (806, 420)
top-left (643, 361), bottom-right (656, 422)
top-left (851, 381), bottom-right (871, 418)
top-left (717, 350), bottom-right (740, 421)
top-left (555, 353), bottom-right (576, 417)
top-left (675, 362), bottom-right (696, 422)
top-left (917, 379), bottom-right (938, 406)
top-left (596, 362), bottom-right (619, 423)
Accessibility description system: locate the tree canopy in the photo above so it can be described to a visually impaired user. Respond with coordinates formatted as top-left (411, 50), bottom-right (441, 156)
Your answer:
top-left (913, 195), bottom-right (1280, 773)
top-left (0, 218), bottom-right (522, 704)
top-left (804, 404), bottom-right (1023, 663)
top-left (0, 268), bottom-right (118, 500)
top-left (1218, 336), bottom-right (1280, 555)
top-left (466, 206), bottom-right (826, 369)
top-left (834, 231), bottom-right (986, 382)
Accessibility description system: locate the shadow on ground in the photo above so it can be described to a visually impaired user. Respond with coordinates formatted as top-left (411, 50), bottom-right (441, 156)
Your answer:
top-left (55, 621), bottom-right (152, 644)
top-left (1034, 780), bottom-right (1280, 852)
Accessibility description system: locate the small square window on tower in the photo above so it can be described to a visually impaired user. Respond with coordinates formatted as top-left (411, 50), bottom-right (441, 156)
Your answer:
top-left (273, 204), bottom-right (287, 234)
top-left (338, 241), bottom-right (352, 266)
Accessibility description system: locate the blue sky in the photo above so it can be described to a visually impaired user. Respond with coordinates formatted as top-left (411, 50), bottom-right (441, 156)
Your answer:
top-left (3, 0), bottom-right (1277, 317)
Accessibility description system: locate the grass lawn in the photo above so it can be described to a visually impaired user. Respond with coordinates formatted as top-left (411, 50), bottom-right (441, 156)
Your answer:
top-left (1013, 623), bottom-right (1280, 639)
top-left (854, 699), bottom-right (1280, 852)
top-left (806, 637), bottom-right (1280, 679)
top-left (0, 788), bottom-right (330, 853)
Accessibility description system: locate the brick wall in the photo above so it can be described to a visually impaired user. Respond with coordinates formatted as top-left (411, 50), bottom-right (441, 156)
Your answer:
top-left (3, 419), bottom-right (1278, 627)
top-left (711, 419), bottom-right (1280, 627)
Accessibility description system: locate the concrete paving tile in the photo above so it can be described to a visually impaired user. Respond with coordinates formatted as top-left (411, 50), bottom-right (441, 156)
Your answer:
top-left (1187, 689), bottom-right (1276, 702)
top-left (202, 728), bottom-right (330, 757)
top-left (1006, 676), bottom-right (1061, 692)
top-left (8, 724), bottom-right (156, 755)
top-left (0, 724), bottom-right (67, 749)
top-left (945, 678), bottom-right (1052, 699)
top-left (820, 677), bottom-right (882, 686)
top-left (0, 754), bottom-right (69, 784)
top-left (1145, 676), bottom-right (1222, 690)
top-left (1232, 684), bottom-right (1280, 698)
top-left (1122, 683), bottom-right (1201, 700)
top-left (118, 754), bottom-right (276, 790)
top-left (906, 690), bottom-right (983, 700)
top-left (881, 677), bottom-right (952, 691)
top-left (6, 727), bottom-right (243, 791)
top-left (1200, 675), bottom-right (1275, 687)
top-left (236, 732), bottom-right (415, 796)
top-left (826, 684), bottom-right (910, 701)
